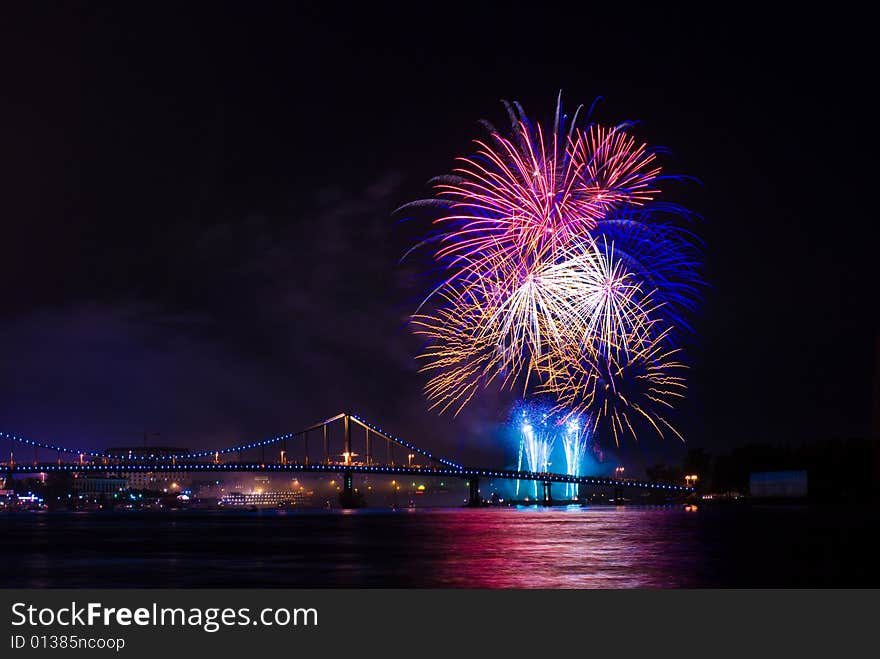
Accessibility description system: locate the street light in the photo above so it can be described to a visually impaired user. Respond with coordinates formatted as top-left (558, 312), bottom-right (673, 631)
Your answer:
top-left (408, 453), bottom-right (415, 467)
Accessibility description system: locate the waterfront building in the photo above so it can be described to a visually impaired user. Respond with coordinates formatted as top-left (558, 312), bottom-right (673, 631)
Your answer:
top-left (219, 489), bottom-right (314, 507)
top-left (71, 475), bottom-right (128, 494)
top-left (103, 446), bottom-right (191, 491)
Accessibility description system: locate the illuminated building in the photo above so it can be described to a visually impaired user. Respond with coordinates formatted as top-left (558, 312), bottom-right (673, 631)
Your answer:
top-left (71, 475), bottom-right (128, 494)
top-left (0, 489), bottom-right (15, 507)
top-left (124, 472), bottom-right (191, 491)
top-left (103, 446), bottom-right (190, 491)
top-left (104, 446), bottom-right (189, 459)
top-left (219, 489), bottom-right (314, 507)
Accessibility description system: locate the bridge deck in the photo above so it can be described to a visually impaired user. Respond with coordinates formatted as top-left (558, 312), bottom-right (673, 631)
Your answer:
top-left (3, 461), bottom-right (691, 492)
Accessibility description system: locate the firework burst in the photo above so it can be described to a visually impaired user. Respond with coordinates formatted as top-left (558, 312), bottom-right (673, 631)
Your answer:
top-left (403, 96), bottom-right (701, 446)
top-left (414, 236), bottom-right (660, 414)
top-left (428, 105), bottom-right (662, 277)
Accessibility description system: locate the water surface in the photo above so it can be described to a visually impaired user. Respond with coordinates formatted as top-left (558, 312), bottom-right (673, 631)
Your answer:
top-left (2, 505), bottom-right (876, 587)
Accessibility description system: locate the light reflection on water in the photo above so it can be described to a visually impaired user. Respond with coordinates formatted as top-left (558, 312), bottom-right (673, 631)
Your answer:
top-left (2, 505), bottom-right (876, 588)
top-left (430, 506), bottom-right (700, 588)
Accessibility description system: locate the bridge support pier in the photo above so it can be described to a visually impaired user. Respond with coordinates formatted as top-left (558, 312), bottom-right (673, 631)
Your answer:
top-left (613, 486), bottom-right (624, 504)
top-left (577, 482), bottom-right (588, 503)
top-left (467, 477), bottom-right (481, 507)
top-left (338, 470), bottom-right (363, 508)
top-left (542, 481), bottom-right (553, 504)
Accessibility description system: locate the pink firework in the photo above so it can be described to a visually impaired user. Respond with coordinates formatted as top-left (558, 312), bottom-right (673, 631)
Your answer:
top-left (431, 107), bottom-right (661, 284)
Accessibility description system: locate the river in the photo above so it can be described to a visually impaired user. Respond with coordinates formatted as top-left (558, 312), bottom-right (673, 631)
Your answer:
top-left (2, 505), bottom-right (877, 587)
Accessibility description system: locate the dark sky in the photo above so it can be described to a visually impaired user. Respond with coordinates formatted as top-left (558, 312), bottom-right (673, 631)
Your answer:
top-left (1, 4), bottom-right (875, 468)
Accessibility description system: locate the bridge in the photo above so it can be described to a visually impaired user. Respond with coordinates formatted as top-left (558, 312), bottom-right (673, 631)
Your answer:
top-left (1, 412), bottom-right (692, 505)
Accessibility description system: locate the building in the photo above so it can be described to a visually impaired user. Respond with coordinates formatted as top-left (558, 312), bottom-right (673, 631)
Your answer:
top-left (0, 489), bottom-right (15, 509)
top-left (71, 475), bottom-right (128, 495)
top-left (104, 446), bottom-right (190, 492)
top-left (124, 471), bottom-right (191, 492)
top-left (219, 489), bottom-right (314, 508)
top-left (104, 446), bottom-right (189, 460)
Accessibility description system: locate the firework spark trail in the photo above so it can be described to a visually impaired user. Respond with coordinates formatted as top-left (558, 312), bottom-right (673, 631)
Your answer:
top-left (560, 417), bottom-right (590, 498)
top-left (540, 325), bottom-right (688, 446)
top-left (512, 402), bottom-right (589, 498)
top-left (518, 410), bottom-right (556, 498)
top-left (515, 435), bottom-right (524, 497)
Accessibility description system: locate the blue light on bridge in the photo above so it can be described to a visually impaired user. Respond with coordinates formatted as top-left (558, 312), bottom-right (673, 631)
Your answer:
top-left (3, 421), bottom-right (695, 493)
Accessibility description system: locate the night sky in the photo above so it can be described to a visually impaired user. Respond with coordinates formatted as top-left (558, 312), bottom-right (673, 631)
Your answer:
top-left (1, 5), bottom-right (875, 469)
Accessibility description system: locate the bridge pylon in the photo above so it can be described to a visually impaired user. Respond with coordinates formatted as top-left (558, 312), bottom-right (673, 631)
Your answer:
top-left (343, 413), bottom-right (351, 464)
top-left (467, 477), bottom-right (481, 507)
top-left (542, 481), bottom-right (553, 504)
top-left (338, 469), bottom-right (363, 508)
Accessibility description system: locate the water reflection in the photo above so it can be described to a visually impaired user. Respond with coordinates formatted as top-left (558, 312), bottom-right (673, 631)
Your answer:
top-left (1, 505), bottom-right (876, 588)
top-left (432, 507), bottom-right (702, 588)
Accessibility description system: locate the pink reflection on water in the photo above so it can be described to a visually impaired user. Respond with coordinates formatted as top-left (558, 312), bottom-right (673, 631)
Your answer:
top-left (423, 506), bottom-right (702, 588)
